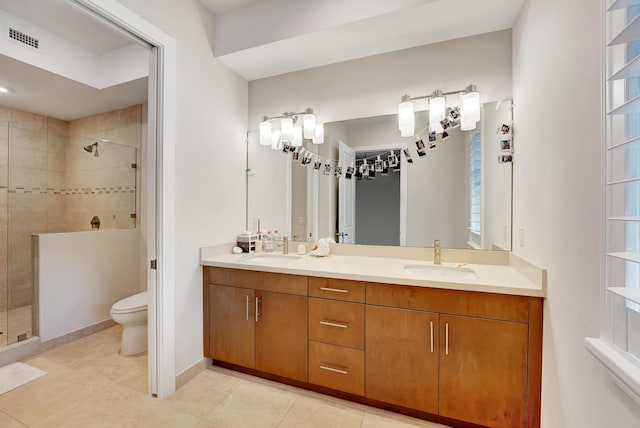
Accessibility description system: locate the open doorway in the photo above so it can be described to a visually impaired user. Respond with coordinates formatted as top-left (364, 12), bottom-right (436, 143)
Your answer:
top-left (0, 0), bottom-right (176, 399)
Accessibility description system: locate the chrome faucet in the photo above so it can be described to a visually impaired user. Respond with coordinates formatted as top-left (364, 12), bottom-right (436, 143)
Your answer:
top-left (277, 236), bottom-right (289, 254)
top-left (434, 239), bottom-right (441, 265)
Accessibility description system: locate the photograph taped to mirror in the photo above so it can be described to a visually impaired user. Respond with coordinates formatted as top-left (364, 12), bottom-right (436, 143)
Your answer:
top-left (403, 148), bottom-right (413, 163)
top-left (387, 153), bottom-right (398, 167)
top-left (345, 166), bottom-right (354, 179)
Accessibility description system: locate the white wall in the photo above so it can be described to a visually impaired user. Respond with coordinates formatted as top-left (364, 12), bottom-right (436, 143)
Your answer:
top-left (113, 0), bottom-right (248, 376)
top-left (248, 29), bottom-right (512, 127)
top-left (481, 102), bottom-right (512, 250)
top-left (512, 0), bottom-right (640, 426)
top-left (37, 229), bottom-right (139, 341)
top-left (247, 30), bottom-right (511, 245)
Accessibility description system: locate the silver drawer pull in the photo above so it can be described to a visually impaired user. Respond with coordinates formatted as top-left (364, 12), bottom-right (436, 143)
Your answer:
top-left (320, 365), bottom-right (348, 375)
top-left (320, 321), bottom-right (348, 329)
top-left (319, 287), bottom-right (348, 293)
top-left (445, 322), bottom-right (449, 356)
top-left (430, 320), bottom-right (434, 353)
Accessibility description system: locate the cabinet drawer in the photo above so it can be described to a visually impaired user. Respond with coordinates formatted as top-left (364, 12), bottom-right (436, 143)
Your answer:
top-left (309, 298), bottom-right (364, 349)
top-left (309, 341), bottom-right (364, 396)
top-left (366, 283), bottom-right (530, 323)
top-left (256, 272), bottom-right (308, 296)
top-left (208, 267), bottom-right (307, 296)
top-left (309, 277), bottom-right (365, 302)
top-left (209, 267), bottom-right (260, 288)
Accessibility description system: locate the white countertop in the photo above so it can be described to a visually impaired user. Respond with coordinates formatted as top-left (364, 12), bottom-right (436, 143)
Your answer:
top-left (201, 251), bottom-right (546, 298)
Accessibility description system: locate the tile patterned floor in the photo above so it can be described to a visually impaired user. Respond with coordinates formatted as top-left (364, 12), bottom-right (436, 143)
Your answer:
top-left (0, 326), bottom-right (448, 427)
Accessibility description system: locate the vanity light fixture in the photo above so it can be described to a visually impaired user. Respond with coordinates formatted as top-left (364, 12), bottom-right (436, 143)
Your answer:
top-left (313, 123), bottom-right (325, 145)
top-left (398, 95), bottom-right (415, 137)
top-left (0, 87), bottom-right (10, 93)
top-left (259, 107), bottom-right (323, 148)
top-left (398, 84), bottom-right (480, 137)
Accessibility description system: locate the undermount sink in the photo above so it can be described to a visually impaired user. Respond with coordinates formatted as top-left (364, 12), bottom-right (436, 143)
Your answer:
top-left (245, 253), bottom-right (303, 264)
top-left (402, 263), bottom-right (478, 280)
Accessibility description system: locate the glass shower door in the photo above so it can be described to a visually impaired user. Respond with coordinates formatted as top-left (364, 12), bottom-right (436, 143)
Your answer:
top-left (0, 116), bottom-right (7, 347)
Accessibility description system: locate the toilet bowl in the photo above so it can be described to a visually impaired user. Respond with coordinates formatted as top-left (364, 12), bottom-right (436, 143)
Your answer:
top-left (110, 291), bottom-right (148, 356)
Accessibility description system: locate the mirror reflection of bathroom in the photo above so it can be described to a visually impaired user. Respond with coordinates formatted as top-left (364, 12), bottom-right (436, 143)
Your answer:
top-left (0, 1), bottom-right (151, 368)
top-left (250, 100), bottom-right (513, 250)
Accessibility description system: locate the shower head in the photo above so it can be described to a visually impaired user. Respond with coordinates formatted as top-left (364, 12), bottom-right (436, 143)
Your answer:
top-left (83, 142), bottom-right (99, 157)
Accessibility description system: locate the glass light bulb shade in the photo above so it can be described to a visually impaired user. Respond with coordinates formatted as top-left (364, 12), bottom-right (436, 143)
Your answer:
top-left (462, 91), bottom-right (480, 123)
top-left (313, 124), bottom-right (325, 144)
top-left (303, 113), bottom-right (316, 139)
top-left (398, 101), bottom-right (415, 136)
top-left (292, 126), bottom-right (303, 147)
top-left (259, 120), bottom-right (272, 145)
top-left (429, 97), bottom-right (446, 125)
top-left (281, 117), bottom-right (294, 141)
top-left (271, 130), bottom-right (282, 149)
top-left (460, 118), bottom-right (476, 131)
top-left (430, 122), bottom-right (444, 134)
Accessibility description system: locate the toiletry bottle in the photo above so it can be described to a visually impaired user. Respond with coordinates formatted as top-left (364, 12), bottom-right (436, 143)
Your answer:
top-left (264, 231), bottom-right (274, 252)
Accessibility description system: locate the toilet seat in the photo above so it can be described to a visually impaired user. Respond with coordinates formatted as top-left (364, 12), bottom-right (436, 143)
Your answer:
top-left (111, 291), bottom-right (147, 314)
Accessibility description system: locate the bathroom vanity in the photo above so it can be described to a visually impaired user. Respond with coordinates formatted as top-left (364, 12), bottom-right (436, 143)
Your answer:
top-left (201, 250), bottom-right (545, 428)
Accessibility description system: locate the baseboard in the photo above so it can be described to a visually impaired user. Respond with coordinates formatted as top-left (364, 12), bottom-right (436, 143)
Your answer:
top-left (176, 357), bottom-right (208, 389)
top-left (41, 319), bottom-right (117, 352)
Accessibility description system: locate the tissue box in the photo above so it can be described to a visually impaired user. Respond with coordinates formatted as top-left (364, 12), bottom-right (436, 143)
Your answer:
top-left (237, 234), bottom-right (259, 253)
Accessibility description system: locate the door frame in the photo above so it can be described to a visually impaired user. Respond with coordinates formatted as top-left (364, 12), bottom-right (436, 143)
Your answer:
top-left (72, 0), bottom-right (177, 399)
top-left (352, 143), bottom-right (408, 246)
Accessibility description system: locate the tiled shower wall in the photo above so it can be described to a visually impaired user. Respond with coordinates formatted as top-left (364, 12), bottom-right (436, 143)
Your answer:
top-left (0, 104), bottom-right (141, 315)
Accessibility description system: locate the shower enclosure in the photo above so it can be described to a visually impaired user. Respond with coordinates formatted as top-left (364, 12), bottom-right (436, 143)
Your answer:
top-left (0, 112), bottom-right (137, 347)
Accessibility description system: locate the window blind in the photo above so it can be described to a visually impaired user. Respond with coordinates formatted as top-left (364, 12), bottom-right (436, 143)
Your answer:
top-left (467, 132), bottom-right (481, 245)
top-left (586, 0), bottom-right (640, 405)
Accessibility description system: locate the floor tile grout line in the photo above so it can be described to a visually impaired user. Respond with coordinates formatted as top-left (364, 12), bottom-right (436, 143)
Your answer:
top-left (0, 409), bottom-right (28, 427)
top-left (275, 396), bottom-right (298, 427)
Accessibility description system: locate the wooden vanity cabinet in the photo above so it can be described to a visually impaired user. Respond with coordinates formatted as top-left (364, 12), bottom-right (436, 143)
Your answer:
top-left (365, 305), bottom-right (439, 414)
top-left (208, 284), bottom-right (255, 368)
top-left (255, 290), bottom-right (308, 382)
top-left (439, 314), bottom-right (528, 428)
top-left (366, 282), bottom-right (538, 428)
top-left (204, 267), bottom-right (308, 382)
top-left (204, 267), bottom-right (543, 428)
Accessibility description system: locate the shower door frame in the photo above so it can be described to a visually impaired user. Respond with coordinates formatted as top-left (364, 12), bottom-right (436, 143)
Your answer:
top-left (72, 0), bottom-right (176, 400)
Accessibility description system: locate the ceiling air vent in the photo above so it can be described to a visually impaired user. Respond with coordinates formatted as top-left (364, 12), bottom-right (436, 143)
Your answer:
top-left (8, 28), bottom-right (39, 50)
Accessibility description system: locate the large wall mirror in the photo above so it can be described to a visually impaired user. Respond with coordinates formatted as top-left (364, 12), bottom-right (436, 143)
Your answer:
top-left (247, 100), bottom-right (513, 251)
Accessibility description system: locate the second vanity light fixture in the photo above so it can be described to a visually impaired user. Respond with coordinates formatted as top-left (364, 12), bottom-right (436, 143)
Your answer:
top-left (259, 107), bottom-right (324, 149)
top-left (398, 84), bottom-right (480, 137)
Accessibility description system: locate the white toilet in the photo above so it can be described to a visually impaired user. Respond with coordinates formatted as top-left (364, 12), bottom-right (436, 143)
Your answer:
top-left (110, 291), bottom-right (148, 356)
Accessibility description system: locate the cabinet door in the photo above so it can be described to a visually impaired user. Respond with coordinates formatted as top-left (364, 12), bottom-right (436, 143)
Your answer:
top-left (440, 315), bottom-right (528, 428)
top-left (209, 284), bottom-right (255, 368)
top-left (255, 291), bottom-right (308, 382)
top-left (365, 305), bottom-right (439, 414)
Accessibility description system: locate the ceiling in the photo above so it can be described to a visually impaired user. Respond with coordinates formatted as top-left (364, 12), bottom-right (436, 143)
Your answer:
top-left (202, 0), bottom-right (526, 80)
top-left (199, 0), bottom-right (263, 14)
top-left (0, 0), bottom-right (525, 120)
top-left (0, 0), bottom-right (135, 55)
top-left (0, 53), bottom-right (148, 121)
top-left (0, 0), bottom-right (148, 121)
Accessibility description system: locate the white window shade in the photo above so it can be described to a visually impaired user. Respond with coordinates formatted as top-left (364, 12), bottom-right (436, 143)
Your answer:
top-left (467, 132), bottom-right (481, 247)
top-left (587, 2), bottom-right (640, 405)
